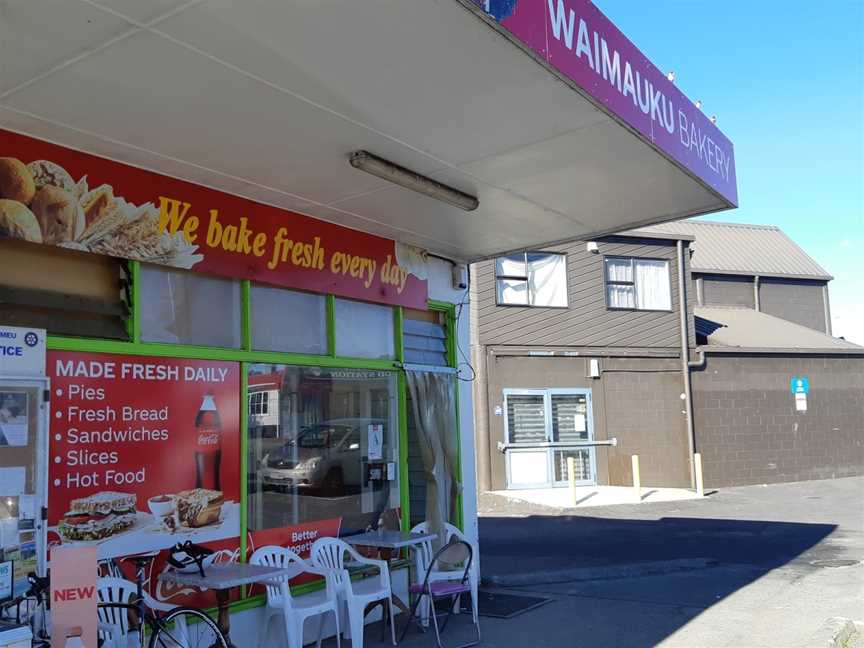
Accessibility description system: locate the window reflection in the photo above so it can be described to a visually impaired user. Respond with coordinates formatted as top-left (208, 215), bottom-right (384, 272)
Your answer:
top-left (247, 365), bottom-right (398, 536)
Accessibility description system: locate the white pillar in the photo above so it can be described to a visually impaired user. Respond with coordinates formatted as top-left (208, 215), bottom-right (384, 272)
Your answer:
top-left (631, 454), bottom-right (641, 502)
top-left (694, 452), bottom-right (705, 497)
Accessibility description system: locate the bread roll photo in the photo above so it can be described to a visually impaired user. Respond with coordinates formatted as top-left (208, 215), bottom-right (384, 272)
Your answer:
top-left (0, 157), bottom-right (36, 204)
top-left (30, 186), bottom-right (85, 244)
top-left (0, 199), bottom-right (42, 242)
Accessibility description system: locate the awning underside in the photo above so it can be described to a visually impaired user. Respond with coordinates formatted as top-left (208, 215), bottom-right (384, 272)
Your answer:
top-left (0, 0), bottom-right (732, 262)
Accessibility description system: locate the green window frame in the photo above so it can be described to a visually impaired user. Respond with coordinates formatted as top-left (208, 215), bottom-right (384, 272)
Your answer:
top-left (44, 261), bottom-right (464, 603)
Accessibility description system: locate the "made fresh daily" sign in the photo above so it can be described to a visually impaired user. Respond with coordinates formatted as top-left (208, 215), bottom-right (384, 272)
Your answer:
top-left (47, 351), bottom-right (240, 559)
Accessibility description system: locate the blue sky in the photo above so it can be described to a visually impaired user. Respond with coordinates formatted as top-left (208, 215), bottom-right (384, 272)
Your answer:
top-left (595, 0), bottom-right (863, 343)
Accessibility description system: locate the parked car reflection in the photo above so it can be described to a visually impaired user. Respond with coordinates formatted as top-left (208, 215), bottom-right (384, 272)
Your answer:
top-left (259, 419), bottom-right (382, 496)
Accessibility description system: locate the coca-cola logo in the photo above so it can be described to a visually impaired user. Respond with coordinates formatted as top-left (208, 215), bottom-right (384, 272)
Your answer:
top-left (197, 432), bottom-right (220, 445)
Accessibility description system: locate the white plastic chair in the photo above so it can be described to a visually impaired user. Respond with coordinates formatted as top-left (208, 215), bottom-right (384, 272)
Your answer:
top-left (250, 545), bottom-right (341, 648)
top-left (96, 577), bottom-right (180, 648)
top-left (310, 537), bottom-right (397, 648)
top-left (410, 522), bottom-right (479, 625)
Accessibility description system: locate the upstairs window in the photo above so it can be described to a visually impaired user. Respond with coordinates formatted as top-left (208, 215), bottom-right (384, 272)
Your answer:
top-left (605, 257), bottom-right (672, 311)
top-left (495, 252), bottom-right (567, 307)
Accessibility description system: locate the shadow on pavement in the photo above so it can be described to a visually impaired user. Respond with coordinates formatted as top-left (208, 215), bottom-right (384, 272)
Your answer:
top-left (472, 514), bottom-right (837, 646)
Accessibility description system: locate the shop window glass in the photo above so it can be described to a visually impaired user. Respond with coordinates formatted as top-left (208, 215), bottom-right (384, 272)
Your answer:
top-left (334, 299), bottom-right (394, 359)
top-left (251, 285), bottom-right (327, 354)
top-left (506, 395), bottom-right (546, 444)
top-left (140, 264), bottom-right (241, 347)
top-left (505, 390), bottom-right (595, 488)
top-left (246, 365), bottom-right (399, 537)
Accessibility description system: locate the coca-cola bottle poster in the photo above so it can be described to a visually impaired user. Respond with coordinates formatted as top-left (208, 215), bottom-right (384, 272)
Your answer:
top-left (45, 351), bottom-right (241, 559)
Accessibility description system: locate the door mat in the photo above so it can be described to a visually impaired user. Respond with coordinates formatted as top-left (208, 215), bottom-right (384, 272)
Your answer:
top-left (476, 590), bottom-right (552, 619)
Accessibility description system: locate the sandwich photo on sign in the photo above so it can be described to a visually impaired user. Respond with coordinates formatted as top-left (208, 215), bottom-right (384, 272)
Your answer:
top-left (58, 492), bottom-right (137, 541)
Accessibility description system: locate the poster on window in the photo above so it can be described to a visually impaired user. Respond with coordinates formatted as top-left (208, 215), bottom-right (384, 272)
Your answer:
top-left (0, 392), bottom-right (28, 447)
top-left (46, 351), bottom-right (240, 559)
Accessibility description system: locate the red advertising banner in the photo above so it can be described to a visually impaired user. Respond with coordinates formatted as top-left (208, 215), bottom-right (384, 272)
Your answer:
top-left (47, 351), bottom-right (240, 560)
top-left (0, 129), bottom-right (428, 309)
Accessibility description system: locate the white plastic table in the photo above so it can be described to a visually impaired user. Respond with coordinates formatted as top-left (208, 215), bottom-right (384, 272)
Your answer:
top-left (159, 563), bottom-right (290, 647)
top-left (343, 530), bottom-right (437, 551)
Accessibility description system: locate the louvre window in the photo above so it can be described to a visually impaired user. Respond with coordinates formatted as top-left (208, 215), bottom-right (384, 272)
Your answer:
top-left (0, 239), bottom-right (128, 340)
top-left (403, 309), bottom-right (448, 366)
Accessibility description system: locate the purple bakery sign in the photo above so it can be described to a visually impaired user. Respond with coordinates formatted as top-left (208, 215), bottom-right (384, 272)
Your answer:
top-left (472, 0), bottom-right (738, 205)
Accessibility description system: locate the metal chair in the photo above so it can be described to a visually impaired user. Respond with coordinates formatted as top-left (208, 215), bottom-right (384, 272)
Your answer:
top-left (400, 539), bottom-right (481, 648)
top-left (410, 522), bottom-right (479, 625)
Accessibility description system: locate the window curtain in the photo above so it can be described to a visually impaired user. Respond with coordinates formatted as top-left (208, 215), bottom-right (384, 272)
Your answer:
top-left (405, 369), bottom-right (459, 550)
top-left (605, 258), bottom-right (633, 282)
top-left (605, 258), bottom-right (635, 308)
top-left (527, 253), bottom-right (567, 306)
top-left (495, 254), bottom-right (526, 277)
top-left (606, 284), bottom-right (635, 308)
top-left (496, 279), bottom-right (528, 305)
top-left (634, 260), bottom-right (671, 310)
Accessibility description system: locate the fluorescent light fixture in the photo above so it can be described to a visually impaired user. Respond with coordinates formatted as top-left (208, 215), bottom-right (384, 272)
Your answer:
top-left (349, 150), bottom-right (478, 211)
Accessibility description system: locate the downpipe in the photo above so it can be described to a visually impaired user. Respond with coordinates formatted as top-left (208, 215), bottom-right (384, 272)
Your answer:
top-left (677, 240), bottom-right (703, 489)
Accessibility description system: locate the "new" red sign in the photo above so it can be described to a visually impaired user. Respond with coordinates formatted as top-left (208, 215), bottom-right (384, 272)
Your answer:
top-left (53, 586), bottom-right (95, 602)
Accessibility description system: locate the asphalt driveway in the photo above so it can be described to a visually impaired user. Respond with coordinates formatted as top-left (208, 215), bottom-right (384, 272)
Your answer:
top-left (473, 476), bottom-right (864, 647)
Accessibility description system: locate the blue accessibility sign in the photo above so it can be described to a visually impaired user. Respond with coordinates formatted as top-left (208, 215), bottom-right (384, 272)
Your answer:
top-left (790, 377), bottom-right (810, 395)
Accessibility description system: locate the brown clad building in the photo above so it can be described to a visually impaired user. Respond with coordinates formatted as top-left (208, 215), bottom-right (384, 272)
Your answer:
top-left (471, 220), bottom-right (864, 493)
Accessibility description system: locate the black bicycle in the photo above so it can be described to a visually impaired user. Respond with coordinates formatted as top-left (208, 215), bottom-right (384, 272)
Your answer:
top-left (0, 572), bottom-right (51, 647)
top-left (97, 548), bottom-right (228, 648)
top-left (1, 547), bottom-right (227, 648)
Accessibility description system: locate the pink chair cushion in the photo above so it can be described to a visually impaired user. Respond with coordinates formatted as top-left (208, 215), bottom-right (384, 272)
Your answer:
top-left (410, 581), bottom-right (471, 597)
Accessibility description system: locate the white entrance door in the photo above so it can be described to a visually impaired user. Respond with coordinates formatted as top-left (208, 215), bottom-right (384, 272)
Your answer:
top-left (0, 377), bottom-right (49, 596)
top-left (504, 388), bottom-right (595, 489)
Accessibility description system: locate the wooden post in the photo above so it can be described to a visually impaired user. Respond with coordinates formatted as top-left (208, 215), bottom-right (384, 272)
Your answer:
top-left (631, 454), bottom-right (641, 501)
top-left (568, 456), bottom-right (577, 507)
top-left (694, 452), bottom-right (705, 497)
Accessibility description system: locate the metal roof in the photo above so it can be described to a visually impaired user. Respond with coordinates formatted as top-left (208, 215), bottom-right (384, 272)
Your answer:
top-left (695, 306), bottom-right (863, 354)
top-left (634, 220), bottom-right (833, 280)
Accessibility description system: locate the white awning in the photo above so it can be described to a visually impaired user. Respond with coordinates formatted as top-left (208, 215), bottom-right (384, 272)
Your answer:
top-left (0, 0), bottom-right (736, 262)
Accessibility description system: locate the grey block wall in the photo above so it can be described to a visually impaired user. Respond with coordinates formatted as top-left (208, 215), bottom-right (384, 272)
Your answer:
top-left (759, 278), bottom-right (828, 332)
top-left (692, 353), bottom-right (864, 487)
top-left (701, 274), bottom-right (755, 308)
